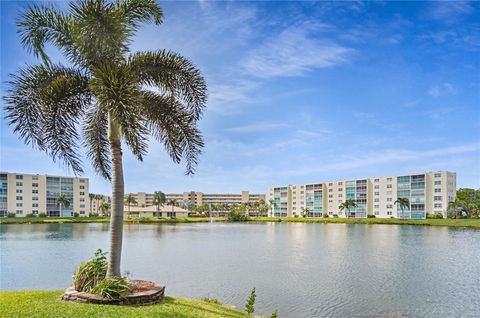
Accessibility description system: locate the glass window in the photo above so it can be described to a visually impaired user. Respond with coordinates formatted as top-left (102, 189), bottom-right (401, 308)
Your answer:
top-left (435, 188), bottom-right (441, 193)
top-left (387, 184), bottom-right (392, 188)
top-left (435, 181), bottom-right (441, 185)
top-left (434, 196), bottom-right (442, 201)
top-left (16, 175), bottom-right (23, 180)
top-left (434, 173), bottom-right (441, 178)
top-left (16, 196), bottom-right (23, 200)
top-left (387, 198), bottom-right (392, 202)
top-left (16, 182), bottom-right (23, 187)
top-left (374, 185), bottom-right (379, 189)
top-left (16, 189), bottom-right (23, 193)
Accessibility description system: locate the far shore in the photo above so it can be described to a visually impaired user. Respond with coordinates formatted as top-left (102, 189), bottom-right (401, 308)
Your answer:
top-left (1, 216), bottom-right (479, 229)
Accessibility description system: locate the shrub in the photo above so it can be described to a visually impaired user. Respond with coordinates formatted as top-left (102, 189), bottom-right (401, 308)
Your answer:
top-left (333, 214), bottom-right (339, 218)
top-left (271, 310), bottom-right (278, 318)
top-left (227, 206), bottom-right (250, 222)
top-left (73, 249), bottom-right (107, 292)
top-left (367, 214), bottom-right (376, 218)
top-left (38, 212), bottom-right (47, 217)
top-left (245, 287), bottom-right (256, 315)
top-left (26, 213), bottom-right (37, 218)
top-left (7, 212), bottom-right (16, 218)
top-left (89, 213), bottom-right (99, 217)
top-left (294, 214), bottom-right (299, 218)
top-left (202, 297), bottom-right (222, 304)
top-left (323, 213), bottom-right (329, 218)
top-left (91, 276), bottom-right (129, 299)
top-left (73, 212), bottom-right (79, 217)
top-left (427, 213), bottom-right (443, 219)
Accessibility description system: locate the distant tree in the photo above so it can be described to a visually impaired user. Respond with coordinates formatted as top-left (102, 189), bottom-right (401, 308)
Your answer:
top-left (167, 199), bottom-right (177, 216)
top-left (56, 194), bottom-right (70, 217)
top-left (301, 207), bottom-right (310, 218)
top-left (394, 197), bottom-right (410, 219)
top-left (339, 199), bottom-right (357, 218)
top-left (89, 193), bottom-right (96, 213)
top-left (99, 202), bottom-right (111, 216)
top-left (268, 199), bottom-right (276, 217)
top-left (124, 193), bottom-right (137, 216)
top-left (153, 191), bottom-right (166, 214)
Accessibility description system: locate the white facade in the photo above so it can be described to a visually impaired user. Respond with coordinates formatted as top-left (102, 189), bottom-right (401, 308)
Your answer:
top-left (0, 172), bottom-right (89, 217)
top-left (267, 171), bottom-right (456, 219)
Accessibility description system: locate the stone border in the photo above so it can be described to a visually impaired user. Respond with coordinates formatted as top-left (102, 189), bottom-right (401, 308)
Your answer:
top-left (62, 280), bottom-right (165, 306)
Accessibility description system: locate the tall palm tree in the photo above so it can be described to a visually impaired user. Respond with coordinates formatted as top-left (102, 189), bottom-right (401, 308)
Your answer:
top-left (88, 193), bottom-right (95, 214)
top-left (153, 191), bottom-right (166, 215)
top-left (95, 194), bottom-right (104, 214)
top-left (394, 197), bottom-right (410, 219)
top-left (301, 207), bottom-right (310, 218)
top-left (124, 193), bottom-right (137, 216)
top-left (4, 0), bottom-right (207, 277)
top-left (339, 199), bottom-right (357, 218)
top-left (100, 202), bottom-right (111, 216)
top-left (268, 199), bottom-right (276, 217)
top-left (167, 198), bottom-right (177, 216)
top-left (57, 194), bottom-right (70, 217)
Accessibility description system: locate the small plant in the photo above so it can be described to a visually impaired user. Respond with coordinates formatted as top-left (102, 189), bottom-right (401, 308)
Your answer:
top-left (73, 212), bottom-right (79, 217)
top-left (91, 276), bottom-right (129, 299)
top-left (25, 213), bottom-right (37, 218)
top-left (245, 287), bottom-right (256, 315)
top-left (367, 214), bottom-right (376, 218)
top-left (427, 213), bottom-right (443, 219)
top-left (38, 212), bottom-right (47, 217)
top-left (333, 214), bottom-right (339, 218)
top-left (7, 212), bottom-right (16, 218)
top-left (271, 310), bottom-right (278, 318)
top-left (73, 249), bottom-right (107, 292)
top-left (323, 213), bottom-right (329, 218)
top-left (202, 296), bottom-right (222, 304)
top-left (89, 213), bottom-right (99, 217)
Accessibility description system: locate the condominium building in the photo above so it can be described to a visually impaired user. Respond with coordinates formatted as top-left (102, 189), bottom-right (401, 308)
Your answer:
top-left (0, 172), bottom-right (89, 217)
top-left (129, 191), bottom-right (265, 208)
top-left (267, 171), bottom-right (456, 219)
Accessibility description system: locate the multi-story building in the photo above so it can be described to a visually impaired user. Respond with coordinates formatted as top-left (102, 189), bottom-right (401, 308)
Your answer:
top-left (129, 191), bottom-right (265, 208)
top-left (267, 171), bottom-right (456, 219)
top-left (0, 172), bottom-right (89, 217)
top-left (91, 194), bottom-right (112, 215)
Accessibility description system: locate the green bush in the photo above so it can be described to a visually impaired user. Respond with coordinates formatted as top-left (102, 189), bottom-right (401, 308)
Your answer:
top-left (333, 214), bottom-right (339, 218)
top-left (294, 214), bottom-right (299, 218)
top-left (91, 276), bottom-right (129, 299)
top-left (202, 297), bottom-right (222, 304)
top-left (38, 212), bottom-right (47, 217)
top-left (7, 212), bottom-right (16, 218)
top-left (89, 213), bottom-right (99, 217)
top-left (227, 206), bottom-right (250, 222)
top-left (73, 212), bottom-right (79, 217)
top-left (25, 213), bottom-right (37, 218)
top-left (427, 213), bottom-right (444, 219)
top-left (323, 213), bottom-right (329, 218)
top-left (271, 310), bottom-right (278, 318)
top-left (367, 214), bottom-right (376, 218)
top-left (73, 249), bottom-right (107, 292)
top-left (245, 287), bottom-right (256, 316)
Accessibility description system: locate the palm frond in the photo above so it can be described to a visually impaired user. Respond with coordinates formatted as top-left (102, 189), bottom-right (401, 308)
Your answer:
top-left (116, 0), bottom-right (163, 26)
top-left (83, 104), bottom-right (112, 180)
top-left (4, 64), bottom-right (91, 175)
top-left (141, 91), bottom-right (204, 175)
top-left (129, 50), bottom-right (207, 120)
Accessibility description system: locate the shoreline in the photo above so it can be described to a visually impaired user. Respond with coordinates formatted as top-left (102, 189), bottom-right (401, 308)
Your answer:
top-left (0, 216), bottom-right (479, 229)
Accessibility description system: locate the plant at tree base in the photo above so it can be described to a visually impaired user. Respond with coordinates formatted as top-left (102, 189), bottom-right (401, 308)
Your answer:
top-left (91, 276), bottom-right (129, 299)
top-left (245, 287), bottom-right (256, 316)
top-left (5, 0), bottom-right (207, 277)
top-left (73, 249), bottom-right (108, 292)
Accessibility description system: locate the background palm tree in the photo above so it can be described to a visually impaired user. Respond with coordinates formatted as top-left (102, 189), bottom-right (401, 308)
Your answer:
top-left (94, 194), bottom-right (104, 215)
top-left (56, 194), bottom-right (70, 217)
top-left (100, 202), bottom-right (111, 216)
top-left (339, 199), bottom-right (357, 218)
top-left (88, 193), bottom-right (95, 214)
top-left (5, 0), bottom-right (207, 277)
top-left (301, 207), bottom-right (310, 218)
top-left (167, 199), bottom-right (177, 216)
top-left (124, 193), bottom-right (137, 216)
top-left (394, 197), bottom-right (410, 219)
top-left (268, 199), bottom-right (276, 217)
top-left (153, 191), bottom-right (166, 215)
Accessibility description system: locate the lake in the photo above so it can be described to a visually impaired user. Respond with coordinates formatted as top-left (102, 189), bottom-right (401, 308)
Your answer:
top-left (1, 222), bottom-right (479, 317)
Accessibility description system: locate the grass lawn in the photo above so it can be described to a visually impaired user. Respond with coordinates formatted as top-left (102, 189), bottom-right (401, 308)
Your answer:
top-left (0, 291), bottom-right (247, 318)
top-left (0, 216), bottom-right (212, 224)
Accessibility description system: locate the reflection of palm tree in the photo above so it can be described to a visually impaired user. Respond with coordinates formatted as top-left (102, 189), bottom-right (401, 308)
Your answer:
top-left (394, 197), bottom-right (410, 219)
top-left (5, 1), bottom-right (207, 277)
top-left (339, 199), bottom-right (357, 218)
top-left (57, 194), bottom-right (70, 217)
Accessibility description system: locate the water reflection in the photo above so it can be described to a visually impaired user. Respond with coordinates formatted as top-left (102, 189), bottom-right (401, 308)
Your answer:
top-left (1, 223), bottom-right (479, 318)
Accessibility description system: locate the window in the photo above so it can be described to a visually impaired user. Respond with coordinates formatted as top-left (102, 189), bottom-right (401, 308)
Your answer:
top-left (435, 181), bottom-right (441, 185)
top-left (32, 183), bottom-right (38, 187)
top-left (80, 192), bottom-right (85, 195)
top-left (80, 185), bottom-right (85, 189)
top-left (292, 207), bottom-right (296, 210)
top-left (293, 196), bottom-right (296, 200)
top-left (386, 204), bottom-right (393, 209)
top-left (79, 179), bottom-right (86, 183)
top-left (434, 196), bottom-right (442, 201)
top-left (16, 203), bottom-right (23, 207)
top-left (16, 175), bottom-right (23, 180)
top-left (80, 198), bottom-right (85, 202)
top-left (374, 179), bottom-right (379, 182)
top-left (328, 189), bottom-right (333, 192)
top-left (300, 191), bottom-right (304, 194)
top-left (387, 198), bottom-right (392, 202)
top-left (292, 202), bottom-right (296, 205)
top-left (80, 211), bottom-right (85, 214)
top-left (32, 197), bottom-right (38, 201)
top-left (434, 173), bottom-right (441, 178)
top-left (16, 196), bottom-right (23, 200)
top-left (338, 194), bottom-right (343, 198)
top-left (32, 189), bottom-right (38, 194)
top-left (387, 191), bottom-right (392, 195)
top-left (387, 211), bottom-right (392, 216)
top-left (338, 200), bottom-right (342, 203)
top-left (16, 182), bottom-right (23, 187)
top-left (32, 210), bottom-right (38, 214)
top-left (374, 198), bottom-right (379, 202)
top-left (32, 176), bottom-right (38, 180)
top-left (328, 200), bottom-right (333, 203)
top-left (300, 185), bottom-right (304, 189)
top-left (435, 188), bottom-right (441, 193)
top-left (375, 192), bottom-right (380, 196)
top-left (338, 182), bottom-right (343, 185)
top-left (32, 203), bottom-right (38, 207)
top-left (16, 210), bottom-right (23, 214)
top-left (434, 203), bottom-right (442, 208)
top-left (374, 211), bottom-right (380, 215)
top-left (80, 204), bottom-right (85, 208)
top-left (374, 205), bottom-right (380, 208)
top-left (16, 189), bottom-right (23, 193)
top-left (328, 183), bottom-right (333, 186)
top-left (328, 194), bottom-right (333, 198)
top-left (338, 188), bottom-right (343, 191)
top-left (374, 185), bottom-right (380, 189)
top-left (387, 177), bottom-right (392, 181)
top-left (387, 184), bottom-right (392, 189)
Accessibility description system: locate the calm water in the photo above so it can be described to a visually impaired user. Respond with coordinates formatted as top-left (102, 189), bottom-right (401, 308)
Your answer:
top-left (1, 222), bottom-right (479, 317)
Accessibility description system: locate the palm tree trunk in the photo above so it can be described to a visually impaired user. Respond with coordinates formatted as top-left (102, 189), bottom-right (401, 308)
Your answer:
top-left (107, 117), bottom-right (124, 278)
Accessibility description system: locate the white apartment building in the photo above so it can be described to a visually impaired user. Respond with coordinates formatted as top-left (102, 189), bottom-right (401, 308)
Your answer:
top-left (267, 171), bottom-right (456, 219)
top-left (0, 172), bottom-right (89, 217)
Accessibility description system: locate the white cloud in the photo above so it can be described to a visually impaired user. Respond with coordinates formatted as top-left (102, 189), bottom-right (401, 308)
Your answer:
top-left (427, 83), bottom-right (457, 97)
top-left (427, 2), bottom-right (475, 23)
top-left (242, 22), bottom-right (353, 78)
top-left (225, 123), bottom-right (288, 133)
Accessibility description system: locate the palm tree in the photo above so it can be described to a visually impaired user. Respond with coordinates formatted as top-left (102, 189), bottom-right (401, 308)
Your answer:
top-left (153, 191), bottom-right (166, 216)
top-left (124, 193), bottom-right (137, 216)
top-left (100, 202), bottom-right (111, 216)
top-left (167, 199), bottom-right (177, 216)
top-left (339, 199), bottom-right (357, 218)
top-left (56, 194), bottom-right (70, 217)
top-left (89, 193), bottom-right (95, 214)
top-left (301, 207), bottom-right (310, 218)
top-left (268, 199), bottom-right (276, 217)
top-left (94, 194), bottom-right (104, 215)
top-left (179, 199), bottom-right (192, 211)
top-left (394, 197), bottom-right (410, 219)
top-left (4, 0), bottom-right (207, 278)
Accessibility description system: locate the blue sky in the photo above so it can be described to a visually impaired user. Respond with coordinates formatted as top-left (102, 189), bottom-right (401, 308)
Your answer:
top-left (1, 1), bottom-right (479, 195)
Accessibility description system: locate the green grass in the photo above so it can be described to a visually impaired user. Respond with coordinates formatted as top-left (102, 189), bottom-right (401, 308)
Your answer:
top-left (249, 216), bottom-right (480, 229)
top-left (0, 291), bottom-right (246, 318)
top-left (1, 216), bottom-right (478, 229)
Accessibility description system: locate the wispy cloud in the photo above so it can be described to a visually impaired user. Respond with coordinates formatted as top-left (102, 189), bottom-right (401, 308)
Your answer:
top-left (242, 22), bottom-right (353, 78)
top-left (426, 2), bottom-right (475, 23)
top-left (428, 83), bottom-right (457, 97)
top-left (225, 122), bottom-right (288, 133)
